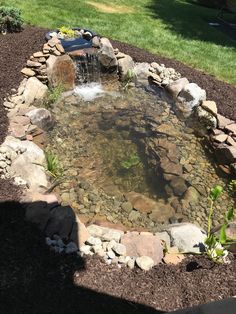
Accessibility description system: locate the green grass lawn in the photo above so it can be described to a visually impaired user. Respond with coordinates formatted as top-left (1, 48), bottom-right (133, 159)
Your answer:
top-left (2, 0), bottom-right (236, 85)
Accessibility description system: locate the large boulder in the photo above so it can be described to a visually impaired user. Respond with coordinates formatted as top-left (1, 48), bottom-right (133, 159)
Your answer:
top-left (26, 108), bottom-right (54, 131)
top-left (97, 38), bottom-right (117, 72)
top-left (133, 62), bottom-right (151, 86)
top-left (117, 54), bottom-right (135, 81)
top-left (46, 54), bottom-right (76, 90)
top-left (177, 83), bottom-right (206, 111)
top-left (166, 223), bottom-right (206, 253)
top-left (121, 231), bottom-right (163, 265)
top-left (10, 153), bottom-right (48, 190)
top-left (166, 77), bottom-right (189, 98)
top-left (23, 77), bottom-right (48, 105)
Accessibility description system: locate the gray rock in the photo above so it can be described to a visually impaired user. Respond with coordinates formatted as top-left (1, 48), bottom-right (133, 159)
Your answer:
top-left (86, 236), bottom-right (102, 246)
top-left (133, 62), bottom-right (151, 86)
top-left (169, 176), bottom-right (188, 196)
top-left (23, 77), bottom-right (48, 105)
top-left (113, 243), bottom-right (126, 256)
top-left (80, 245), bottom-right (92, 255)
top-left (155, 231), bottom-right (171, 248)
top-left (118, 54), bottom-right (135, 81)
top-left (195, 106), bottom-right (217, 129)
top-left (26, 108), bottom-right (54, 131)
top-left (136, 256), bottom-right (154, 271)
top-left (167, 223), bottom-right (206, 253)
top-left (177, 83), bottom-right (206, 111)
top-left (65, 242), bottom-right (78, 254)
top-left (128, 210), bottom-right (141, 222)
top-left (98, 38), bottom-right (117, 70)
top-left (166, 77), bottom-right (189, 98)
top-left (127, 258), bottom-right (135, 269)
top-left (3, 101), bottom-right (15, 109)
top-left (107, 250), bottom-right (116, 259)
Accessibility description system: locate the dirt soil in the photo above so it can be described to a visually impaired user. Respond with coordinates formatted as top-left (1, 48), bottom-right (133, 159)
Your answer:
top-left (0, 27), bottom-right (235, 314)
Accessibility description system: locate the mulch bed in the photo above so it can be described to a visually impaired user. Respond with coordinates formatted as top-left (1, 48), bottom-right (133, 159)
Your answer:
top-left (0, 26), bottom-right (235, 314)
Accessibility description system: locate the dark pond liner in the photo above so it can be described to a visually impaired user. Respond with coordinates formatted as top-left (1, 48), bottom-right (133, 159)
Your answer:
top-left (45, 27), bottom-right (97, 52)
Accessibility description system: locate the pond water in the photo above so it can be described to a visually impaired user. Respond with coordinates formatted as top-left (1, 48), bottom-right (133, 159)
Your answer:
top-left (46, 82), bottom-right (234, 232)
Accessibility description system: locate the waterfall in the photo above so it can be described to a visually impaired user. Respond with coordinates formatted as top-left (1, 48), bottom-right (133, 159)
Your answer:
top-left (74, 52), bottom-right (101, 84)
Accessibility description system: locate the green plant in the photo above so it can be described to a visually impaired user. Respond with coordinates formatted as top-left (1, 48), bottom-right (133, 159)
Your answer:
top-left (45, 151), bottom-right (64, 178)
top-left (122, 69), bottom-right (136, 91)
top-left (121, 154), bottom-right (140, 170)
top-left (45, 84), bottom-right (64, 108)
top-left (0, 6), bottom-right (23, 33)
top-left (204, 185), bottom-right (235, 263)
top-left (59, 26), bottom-right (76, 38)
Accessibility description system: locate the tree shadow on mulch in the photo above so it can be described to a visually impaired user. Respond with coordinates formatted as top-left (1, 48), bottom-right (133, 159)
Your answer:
top-left (0, 200), bottom-right (163, 314)
top-left (146, 0), bottom-right (236, 47)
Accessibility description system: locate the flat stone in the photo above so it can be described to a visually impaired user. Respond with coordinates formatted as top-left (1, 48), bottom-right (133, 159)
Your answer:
top-left (120, 232), bottom-right (163, 265)
top-left (201, 100), bottom-right (217, 117)
top-left (196, 106), bottom-right (217, 129)
top-left (55, 43), bottom-right (65, 54)
top-left (160, 158), bottom-right (183, 176)
top-left (166, 223), bottom-right (206, 253)
top-left (121, 201), bottom-right (133, 213)
top-left (112, 243), bottom-right (126, 256)
top-left (3, 101), bottom-right (15, 109)
top-left (149, 203), bottom-right (175, 224)
top-left (225, 123), bottom-right (236, 135)
top-left (226, 136), bottom-right (236, 146)
top-left (166, 77), bottom-right (189, 98)
top-left (21, 67), bottom-right (36, 77)
top-left (169, 176), bottom-right (188, 196)
top-left (9, 123), bottom-right (26, 139)
top-left (87, 224), bottom-right (124, 242)
top-left (27, 60), bottom-right (42, 67)
top-left (213, 133), bottom-right (228, 143)
top-left (136, 256), bottom-right (154, 271)
top-left (155, 231), bottom-right (171, 247)
top-left (48, 37), bottom-right (60, 47)
top-left (217, 114), bottom-right (234, 129)
top-left (163, 253), bottom-right (185, 265)
top-left (216, 144), bottom-right (236, 164)
top-left (33, 51), bottom-right (45, 58)
top-left (10, 115), bottom-right (30, 126)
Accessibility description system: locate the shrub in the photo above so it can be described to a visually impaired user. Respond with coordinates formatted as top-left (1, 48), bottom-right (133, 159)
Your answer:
top-left (0, 6), bottom-right (23, 33)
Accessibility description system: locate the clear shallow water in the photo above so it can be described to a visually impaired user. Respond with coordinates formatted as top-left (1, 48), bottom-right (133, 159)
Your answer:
top-left (47, 85), bottom-right (235, 231)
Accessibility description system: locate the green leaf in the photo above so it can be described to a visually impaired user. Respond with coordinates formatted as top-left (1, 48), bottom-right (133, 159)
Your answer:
top-left (205, 234), bottom-right (216, 247)
top-left (219, 225), bottom-right (227, 244)
top-left (209, 185), bottom-right (223, 201)
top-left (225, 207), bottom-right (234, 222)
top-left (215, 248), bottom-right (224, 257)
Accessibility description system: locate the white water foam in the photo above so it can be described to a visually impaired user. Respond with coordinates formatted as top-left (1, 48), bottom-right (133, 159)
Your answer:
top-left (74, 83), bottom-right (104, 101)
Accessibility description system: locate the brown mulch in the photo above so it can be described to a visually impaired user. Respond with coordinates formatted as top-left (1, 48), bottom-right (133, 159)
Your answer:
top-left (0, 26), bottom-right (235, 314)
top-left (110, 39), bottom-right (236, 121)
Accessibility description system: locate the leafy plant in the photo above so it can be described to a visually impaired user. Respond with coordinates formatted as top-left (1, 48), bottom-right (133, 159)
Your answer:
top-left (45, 84), bottom-right (64, 108)
top-left (45, 151), bottom-right (64, 178)
top-left (0, 6), bottom-right (23, 33)
top-left (59, 26), bottom-right (76, 38)
top-left (121, 154), bottom-right (140, 170)
top-left (122, 69), bottom-right (136, 91)
top-left (204, 185), bottom-right (235, 263)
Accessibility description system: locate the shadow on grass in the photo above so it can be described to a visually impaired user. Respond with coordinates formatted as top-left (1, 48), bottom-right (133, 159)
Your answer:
top-left (146, 0), bottom-right (236, 47)
top-left (0, 200), bottom-right (164, 314)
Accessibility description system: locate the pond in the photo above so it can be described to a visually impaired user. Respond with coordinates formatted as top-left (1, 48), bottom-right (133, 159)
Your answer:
top-left (46, 81), bottom-right (234, 232)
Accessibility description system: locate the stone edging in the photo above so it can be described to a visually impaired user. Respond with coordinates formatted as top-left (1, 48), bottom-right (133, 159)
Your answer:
top-left (1, 32), bottom-right (235, 270)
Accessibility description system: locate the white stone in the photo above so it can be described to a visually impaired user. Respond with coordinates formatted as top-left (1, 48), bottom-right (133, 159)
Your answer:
top-left (177, 83), bottom-right (206, 111)
top-left (80, 245), bottom-right (91, 255)
top-left (107, 250), bottom-right (116, 259)
top-left (136, 256), bottom-right (154, 271)
top-left (23, 77), bottom-right (48, 105)
top-left (127, 258), bottom-right (135, 269)
top-left (167, 223), bottom-right (206, 253)
top-left (86, 236), bottom-right (102, 246)
top-left (113, 243), bottom-right (126, 256)
top-left (87, 224), bottom-right (124, 242)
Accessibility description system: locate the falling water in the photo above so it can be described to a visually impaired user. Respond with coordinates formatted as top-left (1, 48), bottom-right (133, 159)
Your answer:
top-left (74, 52), bottom-right (101, 84)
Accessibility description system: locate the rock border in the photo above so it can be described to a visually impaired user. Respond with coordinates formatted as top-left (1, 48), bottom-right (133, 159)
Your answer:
top-left (1, 31), bottom-right (235, 271)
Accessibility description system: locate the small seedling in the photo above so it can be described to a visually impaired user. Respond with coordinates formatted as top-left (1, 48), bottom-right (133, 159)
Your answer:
top-left (122, 69), bottom-right (135, 91)
top-left (45, 84), bottom-right (64, 108)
